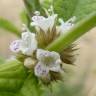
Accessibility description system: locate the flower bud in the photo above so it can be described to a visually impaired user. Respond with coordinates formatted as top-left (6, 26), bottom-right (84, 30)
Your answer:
top-left (24, 57), bottom-right (36, 69)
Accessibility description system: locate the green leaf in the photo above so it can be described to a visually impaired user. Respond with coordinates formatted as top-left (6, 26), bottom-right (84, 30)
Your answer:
top-left (41, 0), bottom-right (52, 9)
top-left (0, 18), bottom-right (21, 36)
top-left (0, 60), bottom-right (43, 96)
top-left (53, 0), bottom-right (96, 21)
top-left (0, 60), bottom-right (27, 96)
top-left (17, 74), bottom-right (42, 96)
top-left (73, 0), bottom-right (96, 21)
top-left (53, 0), bottom-right (78, 20)
top-left (20, 10), bottom-right (29, 24)
top-left (46, 12), bottom-right (96, 52)
top-left (43, 0), bottom-right (96, 21)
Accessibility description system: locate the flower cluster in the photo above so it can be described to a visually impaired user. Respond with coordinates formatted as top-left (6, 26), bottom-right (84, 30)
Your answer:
top-left (10, 7), bottom-right (76, 84)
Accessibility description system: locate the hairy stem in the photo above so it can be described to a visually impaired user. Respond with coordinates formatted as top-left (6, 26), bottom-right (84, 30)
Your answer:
top-left (46, 12), bottom-right (96, 52)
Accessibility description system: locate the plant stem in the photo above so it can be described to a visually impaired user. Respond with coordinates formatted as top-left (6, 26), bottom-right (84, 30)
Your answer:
top-left (49, 84), bottom-right (54, 96)
top-left (46, 12), bottom-right (96, 52)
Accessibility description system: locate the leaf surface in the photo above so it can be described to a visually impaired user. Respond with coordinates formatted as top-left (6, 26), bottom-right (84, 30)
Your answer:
top-left (0, 60), bottom-right (42, 96)
top-left (0, 18), bottom-right (21, 36)
top-left (44, 0), bottom-right (96, 21)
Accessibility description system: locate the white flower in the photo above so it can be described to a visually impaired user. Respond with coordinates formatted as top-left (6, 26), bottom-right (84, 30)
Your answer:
top-left (10, 30), bottom-right (37, 56)
top-left (10, 40), bottom-right (21, 53)
top-left (31, 14), bottom-right (57, 32)
top-left (59, 16), bottom-right (76, 34)
top-left (20, 32), bottom-right (37, 56)
top-left (34, 49), bottom-right (61, 78)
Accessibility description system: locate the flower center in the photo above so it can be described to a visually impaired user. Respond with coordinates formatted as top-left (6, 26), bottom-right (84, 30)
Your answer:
top-left (43, 57), bottom-right (54, 66)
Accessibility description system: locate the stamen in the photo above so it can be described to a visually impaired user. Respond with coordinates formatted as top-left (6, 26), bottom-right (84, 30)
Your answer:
top-left (48, 5), bottom-right (54, 15)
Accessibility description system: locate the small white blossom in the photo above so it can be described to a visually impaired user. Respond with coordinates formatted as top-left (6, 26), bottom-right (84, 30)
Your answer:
top-left (59, 16), bottom-right (76, 34)
top-left (10, 29), bottom-right (37, 56)
top-left (35, 49), bottom-right (61, 78)
top-left (20, 32), bottom-right (37, 56)
top-left (31, 14), bottom-right (57, 32)
top-left (10, 40), bottom-right (21, 53)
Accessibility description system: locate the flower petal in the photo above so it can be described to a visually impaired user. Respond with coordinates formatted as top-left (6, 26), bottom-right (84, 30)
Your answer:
top-left (31, 14), bottom-right (57, 32)
top-left (60, 23), bottom-right (74, 33)
top-left (36, 49), bottom-right (60, 62)
top-left (31, 16), bottom-right (45, 26)
top-left (20, 32), bottom-right (37, 56)
top-left (34, 62), bottom-right (49, 78)
top-left (10, 40), bottom-right (21, 53)
top-left (49, 59), bottom-right (61, 72)
top-left (59, 17), bottom-right (76, 34)
top-left (32, 16), bottom-right (45, 22)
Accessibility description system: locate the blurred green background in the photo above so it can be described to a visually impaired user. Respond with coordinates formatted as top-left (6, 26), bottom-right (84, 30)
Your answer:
top-left (0, 0), bottom-right (96, 95)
